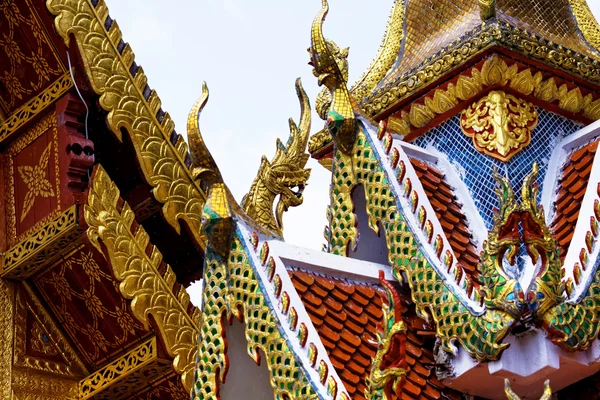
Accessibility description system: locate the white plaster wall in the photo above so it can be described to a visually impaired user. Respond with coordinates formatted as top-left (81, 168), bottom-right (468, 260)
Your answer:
top-left (350, 184), bottom-right (390, 265)
top-left (220, 320), bottom-right (274, 400)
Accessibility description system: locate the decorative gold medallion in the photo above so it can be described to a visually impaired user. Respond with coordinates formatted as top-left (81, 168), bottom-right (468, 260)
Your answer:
top-left (460, 90), bottom-right (538, 162)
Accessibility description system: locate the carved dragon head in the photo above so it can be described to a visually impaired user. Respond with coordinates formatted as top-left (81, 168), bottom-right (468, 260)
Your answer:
top-left (242, 79), bottom-right (311, 236)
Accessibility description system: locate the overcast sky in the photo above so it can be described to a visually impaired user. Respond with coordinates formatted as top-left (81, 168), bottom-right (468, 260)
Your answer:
top-left (106, 1), bottom-right (600, 250)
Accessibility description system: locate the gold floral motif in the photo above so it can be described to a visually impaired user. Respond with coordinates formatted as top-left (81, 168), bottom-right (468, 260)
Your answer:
top-left (79, 337), bottom-right (170, 399)
top-left (35, 246), bottom-right (147, 363)
top-left (460, 90), bottom-right (538, 162)
top-left (242, 79), bottom-right (311, 236)
top-left (5, 112), bottom-right (61, 246)
top-left (0, 0), bottom-right (65, 112)
top-left (2, 205), bottom-right (81, 280)
top-left (504, 379), bottom-right (552, 400)
top-left (18, 142), bottom-right (55, 222)
top-left (84, 165), bottom-right (199, 392)
top-left (0, 71), bottom-right (73, 144)
top-left (30, 320), bottom-right (58, 356)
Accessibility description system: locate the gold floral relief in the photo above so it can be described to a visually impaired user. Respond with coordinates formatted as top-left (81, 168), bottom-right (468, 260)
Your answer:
top-left (5, 112), bottom-right (61, 246)
top-left (0, 0), bottom-right (66, 114)
top-left (18, 141), bottom-right (55, 222)
top-left (460, 90), bottom-right (538, 162)
top-left (34, 248), bottom-right (147, 366)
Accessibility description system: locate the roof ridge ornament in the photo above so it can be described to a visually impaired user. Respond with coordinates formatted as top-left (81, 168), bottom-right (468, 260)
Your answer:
top-left (309, 0), bottom-right (356, 154)
top-left (188, 82), bottom-right (223, 186)
top-left (242, 78), bottom-right (312, 236)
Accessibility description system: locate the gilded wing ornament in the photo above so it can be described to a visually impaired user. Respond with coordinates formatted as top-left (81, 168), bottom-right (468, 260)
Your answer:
top-left (242, 78), bottom-right (311, 236)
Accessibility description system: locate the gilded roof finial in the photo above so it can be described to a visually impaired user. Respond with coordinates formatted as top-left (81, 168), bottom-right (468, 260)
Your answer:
top-left (479, 0), bottom-right (496, 20)
top-left (309, 0), bottom-right (356, 154)
top-left (187, 82), bottom-right (223, 185)
top-left (242, 79), bottom-right (312, 236)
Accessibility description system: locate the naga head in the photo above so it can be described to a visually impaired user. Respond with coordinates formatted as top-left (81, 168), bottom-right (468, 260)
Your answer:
top-left (308, 0), bottom-right (349, 91)
top-left (242, 79), bottom-right (311, 236)
top-left (519, 163), bottom-right (564, 319)
top-left (480, 168), bottom-right (524, 318)
top-left (308, 0), bottom-right (356, 154)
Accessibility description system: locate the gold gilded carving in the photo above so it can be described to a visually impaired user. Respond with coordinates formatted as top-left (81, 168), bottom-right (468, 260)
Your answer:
top-left (365, 278), bottom-right (407, 400)
top-left (460, 90), bottom-right (538, 162)
top-left (187, 82), bottom-right (222, 185)
top-left (309, 0), bottom-right (356, 154)
top-left (569, 0), bottom-right (600, 52)
top-left (479, 0), bottom-right (496, 20)
top-left (242, 79), bottom-right (311, 236)
top-left (361, 23), bottom-right (600, 118)
top-left (79, 337), bottom-right (166, 399)
top-left (11, 368), bottom-right (78, 400)
top-left (47, 0), bottom-right (208, 250)
top-left (315, 53), bottom-right (600, 154)
top-left (0, 279), bottom-right (15, 400)
top-left (310, 0), bottom-right (403, 153)
top-left (504, 379), bottom-right (552, 400)
top-left (18, 142), bottom-right (55, 222)
top-left (5, 112), bottom-right (61, 246)
top-left (84, 165), bottom-right (198, 392)
top-left (14, 283), bottom-right (88, 378)
top-left (2, 205), bottom-right (82, 280)
top-left (0, 72), bottom-right (73, 144)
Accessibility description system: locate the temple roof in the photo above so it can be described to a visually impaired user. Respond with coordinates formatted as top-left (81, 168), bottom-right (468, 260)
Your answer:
top-left (385, 0), bottom-right (600, 77)
top-left (364, 0), bottom-right (600, 117)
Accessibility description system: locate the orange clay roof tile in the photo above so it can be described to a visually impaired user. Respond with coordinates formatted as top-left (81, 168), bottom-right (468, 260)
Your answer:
top-left (409, 157), bottom-right (481, 285)
top-left (551, 137), bottom-right (600, 260)
top-left (289, 269), bottom-right (461, 400)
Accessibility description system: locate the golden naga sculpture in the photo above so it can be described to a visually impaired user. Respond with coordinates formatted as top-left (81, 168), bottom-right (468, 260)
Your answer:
top-left (242, 78), bottom-right (311, 236)
top-left (460, 90), bottom-right (538, 162)
top-left (504, 379), bottom-right (552, 400)
top-left (309, 0), bottom-right (356, 154)
top-left (365, 273), bottom-right (408, 400)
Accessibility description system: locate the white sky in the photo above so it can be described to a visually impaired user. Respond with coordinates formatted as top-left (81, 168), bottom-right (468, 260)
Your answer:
top-left (107, 1), bottom-right (600, 254)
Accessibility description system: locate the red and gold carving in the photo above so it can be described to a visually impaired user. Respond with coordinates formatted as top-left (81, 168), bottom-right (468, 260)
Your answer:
top-left (0, 0), bottom-right (66, 115)
top-left (4, 112), bottom-right (60, 246)
top-left (34, 247), bottom-right (149, 368)
top-left (460, 90), bottom-right (538, 162)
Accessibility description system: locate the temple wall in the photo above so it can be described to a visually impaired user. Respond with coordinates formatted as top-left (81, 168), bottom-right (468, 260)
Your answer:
top-left (220, 320), bottom-right (273, 400)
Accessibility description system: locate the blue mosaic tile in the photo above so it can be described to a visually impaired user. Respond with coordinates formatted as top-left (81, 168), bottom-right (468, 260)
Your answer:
top-left (414, 109), bottom-right (582, 229)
